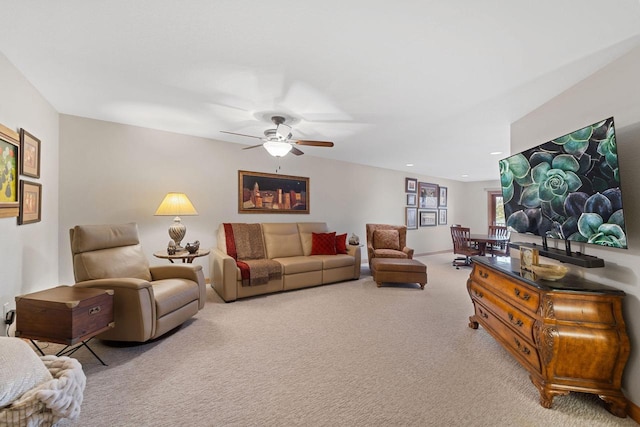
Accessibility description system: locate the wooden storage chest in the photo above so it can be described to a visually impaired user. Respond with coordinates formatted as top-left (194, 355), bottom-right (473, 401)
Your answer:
top-left (16, 286), bottom-right (114, 345)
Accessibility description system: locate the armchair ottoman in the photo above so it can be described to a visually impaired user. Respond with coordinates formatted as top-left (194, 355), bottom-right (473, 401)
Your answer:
top-left (370, 258), bottom-right (427, 289)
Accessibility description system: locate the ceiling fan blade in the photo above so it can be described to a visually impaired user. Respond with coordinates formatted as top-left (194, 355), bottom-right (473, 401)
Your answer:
top-left (294, 140), bottom-right (334, 147)
top-left (242, 144), bottom-right (264, 150)
top-left (220, 130), bottom-right (263, 140)
top-left (290, 146), bottom-right (305, 156)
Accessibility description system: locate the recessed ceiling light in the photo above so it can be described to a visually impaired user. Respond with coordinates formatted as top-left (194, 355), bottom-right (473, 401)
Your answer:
top-left (461, 174), bottom-right (469, 178)
top-left (406, 163), bottom-right (414, 167)
top-left (490, 151), bottom-right (502, 155)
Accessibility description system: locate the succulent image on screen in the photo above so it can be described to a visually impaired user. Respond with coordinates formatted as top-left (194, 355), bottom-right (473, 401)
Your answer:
top-left (500, 117), bottom-right (627, 249)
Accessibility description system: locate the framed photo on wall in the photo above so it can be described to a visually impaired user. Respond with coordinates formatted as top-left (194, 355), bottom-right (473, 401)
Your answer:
top-left (20, 129), bottom-right (41, 179)
top-left (418, 182), bottom-right (438, 209)
top-left (419, 209), bottom-right (437, 227)
top-left (406, 207), bottom-right (417, 230)
top-left (18, 180), bottom-right (41, 225)
top-left (405, 177), bottom-right (417, 193)
top-left (439, 186), bottom-right (448, 207)
top-left (406, 193), bottom-right (417, 206)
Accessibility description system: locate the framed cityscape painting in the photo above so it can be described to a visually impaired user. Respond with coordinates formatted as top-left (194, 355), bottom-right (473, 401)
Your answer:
top-left (238, 170), bottom-right (309, 214)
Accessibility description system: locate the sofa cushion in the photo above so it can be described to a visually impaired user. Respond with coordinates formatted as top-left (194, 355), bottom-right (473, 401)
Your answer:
top-left (297, 222), bottom-right (330, 256)
top-left (314, 254), bottom-right (355, 269)
top-left (311, 232), bottom-right (337, 255)
top-left (262, 223), bottom-right (304, 259)
top-left (336, 233), bottom-right (348, 254)
top-left (274, 256), bottom-right (323, 275)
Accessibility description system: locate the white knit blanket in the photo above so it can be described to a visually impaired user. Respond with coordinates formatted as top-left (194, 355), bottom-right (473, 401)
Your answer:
top-left (3, 355), bottom-right (86, 426)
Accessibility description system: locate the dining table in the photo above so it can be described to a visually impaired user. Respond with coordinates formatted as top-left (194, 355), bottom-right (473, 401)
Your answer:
top-left (469, 234), bottom-right (510, 256)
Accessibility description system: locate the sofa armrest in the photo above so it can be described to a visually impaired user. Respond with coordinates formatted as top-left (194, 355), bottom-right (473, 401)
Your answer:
top-left (150, 264), bottom-right (206, 310)
top-left (403, 247), bottom-right (414, 259)
top-left (74, 278), bottom-right (156, 341)
top-left (347, 245), bottom-right (362, 279)
top-left (211, 248), bottom-right (239, 302)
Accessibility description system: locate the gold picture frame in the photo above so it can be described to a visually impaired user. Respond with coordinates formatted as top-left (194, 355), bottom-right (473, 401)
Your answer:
top-left (238, 170), bottom-right (309, 214)
top-left (0, 124), bottom-right (20, 218)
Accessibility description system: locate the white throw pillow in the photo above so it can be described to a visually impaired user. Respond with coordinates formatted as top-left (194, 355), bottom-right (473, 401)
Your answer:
top-left (0, 337), bottom-right (53, 407)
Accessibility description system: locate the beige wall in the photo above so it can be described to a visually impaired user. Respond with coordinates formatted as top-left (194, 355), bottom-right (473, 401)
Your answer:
top-left (57, 114), bottom-right (471, 283)
top-left (511, 45), bottom-right (640, 406)
top-left (0, 53), bottom-right (59, 313)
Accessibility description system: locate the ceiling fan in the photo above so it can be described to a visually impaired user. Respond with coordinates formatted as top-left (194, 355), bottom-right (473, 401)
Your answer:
top-left (221, 115), bottom-right (334, 157)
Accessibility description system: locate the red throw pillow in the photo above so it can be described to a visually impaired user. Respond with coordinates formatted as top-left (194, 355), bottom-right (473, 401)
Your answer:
top-left (311, 232), bottom-right (337, 255)
top-left (335, 233), bottom-right (348, 254)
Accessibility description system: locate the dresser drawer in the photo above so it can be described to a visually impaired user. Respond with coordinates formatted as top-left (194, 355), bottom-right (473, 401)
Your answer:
top-left (473, 302), bottom-right (541, 373)
top-left (469, 281), bottom-right (536, 343)
top-left (472, 264), bottom-right (540, 313)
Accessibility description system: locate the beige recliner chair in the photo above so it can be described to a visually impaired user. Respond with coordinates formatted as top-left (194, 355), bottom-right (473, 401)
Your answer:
top-left (365, 223), bottom-right (414, 268)
top-left (69, 223), bottom-right (206, 342)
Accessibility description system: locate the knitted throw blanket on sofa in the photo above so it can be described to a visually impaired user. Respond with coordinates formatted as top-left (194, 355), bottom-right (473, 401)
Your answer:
top-left (224, 223), bottom-right (281, 286)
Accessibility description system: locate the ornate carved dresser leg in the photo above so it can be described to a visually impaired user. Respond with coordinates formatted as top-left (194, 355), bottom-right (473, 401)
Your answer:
top-left (600, 395), bottom-right (628, 418)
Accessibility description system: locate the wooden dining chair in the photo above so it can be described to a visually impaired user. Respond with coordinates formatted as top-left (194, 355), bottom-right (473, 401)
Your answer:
top-left (450, 226), bottom-right (481, 268)
top-left (488, 225), bottom-right (510, 257)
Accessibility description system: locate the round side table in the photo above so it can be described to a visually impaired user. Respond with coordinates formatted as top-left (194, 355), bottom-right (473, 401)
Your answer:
top-left (153, 249), bottom-right (210, 264)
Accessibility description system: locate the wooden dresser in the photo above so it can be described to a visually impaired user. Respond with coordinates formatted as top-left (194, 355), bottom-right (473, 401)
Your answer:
top-left (467, 257), bottom-right (630, 418)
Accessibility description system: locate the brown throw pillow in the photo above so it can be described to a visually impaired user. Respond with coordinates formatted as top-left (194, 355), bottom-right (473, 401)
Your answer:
top-left (373, 229), bottom-right (400, 250)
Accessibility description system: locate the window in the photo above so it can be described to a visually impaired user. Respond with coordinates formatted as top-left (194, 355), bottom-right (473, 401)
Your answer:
top-left (488, 191), bottom-right (505, 226)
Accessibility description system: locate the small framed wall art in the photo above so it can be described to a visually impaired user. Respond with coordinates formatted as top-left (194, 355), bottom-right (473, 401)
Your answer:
top-left (419, 209), bottom-right (437, 227)
top-left (439, 186), bottom-right (448, 207)
top-left (406, 207), bottom-right (418, 230)
top-left (20, 129), bottom-right (41, 179)
top-left (438, 208), bottom-right (447, 225)
top-left (406, 193), bottom-right (417, 206)
top-left (405, 177), bottom-right (417, 193)
top-left (18, 180), bottom-right (42, 225)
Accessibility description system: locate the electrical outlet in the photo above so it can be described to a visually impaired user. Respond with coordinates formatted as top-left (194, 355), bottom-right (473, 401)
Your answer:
top-left (2, 302), bottom-right (8, 319)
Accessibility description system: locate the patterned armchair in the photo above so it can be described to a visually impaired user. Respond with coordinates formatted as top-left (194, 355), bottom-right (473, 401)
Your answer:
top-left (365, 224), bottom-right (414, 268)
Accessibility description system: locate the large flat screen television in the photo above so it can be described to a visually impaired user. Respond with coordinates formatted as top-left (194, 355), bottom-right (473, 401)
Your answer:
top-left (500, 117), bottom-right (627, 249)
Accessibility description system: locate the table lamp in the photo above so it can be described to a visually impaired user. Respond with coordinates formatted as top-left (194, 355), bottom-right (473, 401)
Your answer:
top-left (154, 192), bottom-right (198, 250)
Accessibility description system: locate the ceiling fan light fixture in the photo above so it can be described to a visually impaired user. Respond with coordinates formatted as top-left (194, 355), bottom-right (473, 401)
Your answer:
top-left (263, 141), bottom-right (293, 157)
top-left (276, 123), bottom-right (292, 141)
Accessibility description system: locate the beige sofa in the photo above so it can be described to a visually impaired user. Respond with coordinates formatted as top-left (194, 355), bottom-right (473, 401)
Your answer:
top-left (212, 222), bottom-right (361, 302)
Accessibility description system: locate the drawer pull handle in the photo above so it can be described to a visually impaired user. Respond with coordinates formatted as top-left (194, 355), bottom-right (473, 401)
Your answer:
top-left (514, 338), bottom-right (531, 355)
top-left (478, 308), bottom-right (489, 319)
top-left (474, 289), bottom-right (484, 298)
top-left (508, 313), bottom-right (523, 327)
top-left (479, 270), bottom-right (489, 279)
top-left (89, 306), bottom-right (101, 315)
top-left (514, 288), bottom-right (531, 301)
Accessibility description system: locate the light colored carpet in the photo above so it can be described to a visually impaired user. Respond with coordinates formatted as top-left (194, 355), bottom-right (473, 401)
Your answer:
top-left (55, 253), bottom-right (635, 426)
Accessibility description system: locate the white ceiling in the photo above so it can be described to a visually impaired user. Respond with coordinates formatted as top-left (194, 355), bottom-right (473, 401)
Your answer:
top-left (2, 1), bottom-right (640, 181)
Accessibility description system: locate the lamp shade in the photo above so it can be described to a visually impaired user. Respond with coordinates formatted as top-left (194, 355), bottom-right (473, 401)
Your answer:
top-left (263, 141), bottom-right (293, 157)
top-left (154, 193), bottom-right (198, 216)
